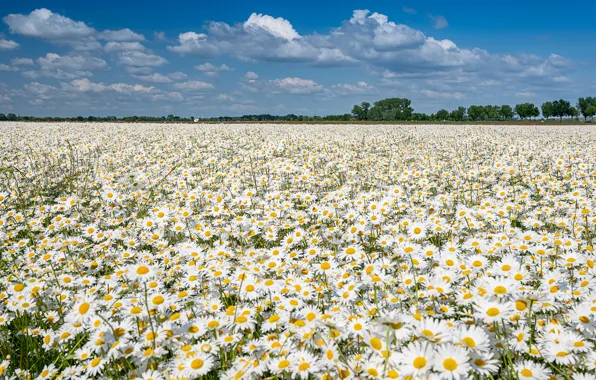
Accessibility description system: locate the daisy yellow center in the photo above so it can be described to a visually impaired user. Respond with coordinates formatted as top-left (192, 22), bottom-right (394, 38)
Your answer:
top-left (413, 356), bottom-right (427, 369)
top-left (298, 363), bottom-right (310, 371)
top-left (443, 358), bottom-right (458, 371)
top-left (191, 359), bottom-right (204, 369)
top-left (486, 307), bottom-right (500, 317)
top-left (370, 337), bottom-right (382, 350)
top-left (278, 360), bottom-right (290, 369)
top-left (79, 303), bottom-right (90, 315)
top-left (462, 337), bottom-right (476, 348)
top-left (137, 266), bottom-right (149, 275)
top-left (91, 358), bottom-right (101, 367)
top-left (494, 286), bottom-right (507, 294)
top-left (521, 369), bottom-right (533, 377)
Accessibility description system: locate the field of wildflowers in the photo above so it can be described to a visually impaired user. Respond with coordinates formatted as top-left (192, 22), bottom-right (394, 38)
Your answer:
top-left (1, 122), bottom-right (596, 380)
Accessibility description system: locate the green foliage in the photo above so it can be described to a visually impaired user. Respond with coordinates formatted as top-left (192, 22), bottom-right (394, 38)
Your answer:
top-left (368, 98), bottom-right (414, 121)
top-left (500, 105), bottom-right (514, 120)
top-left (2, 96), bottom-right (596, 123)
top-left (467, 105), bottom-right (485, 121)
top-left (514, 103), bottom-right (539, 120)
top-left (435, 109), bottom-right (449, 120)
top-left (578, 97), bottom-right (596, 119)
top-left (585, 106), bottom-right (596, 121)
top-left (541, 102), bottom-right (554, 119)
top-left (552, 99), bottom-right (571, 120)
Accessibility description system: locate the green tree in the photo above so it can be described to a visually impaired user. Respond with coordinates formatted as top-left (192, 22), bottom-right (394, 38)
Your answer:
top-left (552, 99), bottom-right (571, 121)
top-left (368, 98), bottom-right (413, 121)
top-left (585, 106), bottom-right (596, 122)
top-left (351, 104), bottom-right (364, 120)
top-left (530, 104), bottom-right (540, 119)
top-left (435, 109), bottom-right (449, 120)
top-left (578, 97), bottom-right (596, 121)
top-left (541, 102), bottom-right (554, 119)
top-left (500, 105), bottom-right (514, 120)
top-left (515, 103), bottom-right (538, 120)
top-left (467, 105), bottom-right (485, 121)
top-left (7, 113), bottom-right (17, 121)
top-left (360, 102), bottom-right (370, 120)
top-left (569, 107), bottom-right (579, 120)
top-left (483, 105), bottom-right (501, 120)
top-left (449, 106), bottom-right (466, 121)
top-left (0, 113), bottom-right (6, 121)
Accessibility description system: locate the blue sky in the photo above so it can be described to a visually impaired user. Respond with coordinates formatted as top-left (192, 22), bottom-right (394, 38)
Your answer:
top-left (1, 0), bottom-right (595, 117)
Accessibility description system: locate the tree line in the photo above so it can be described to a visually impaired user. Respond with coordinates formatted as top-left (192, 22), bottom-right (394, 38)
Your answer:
top-left (350, 96), bottom-right (596, 122)
top-left (1, 96), bottom-right (595, 123)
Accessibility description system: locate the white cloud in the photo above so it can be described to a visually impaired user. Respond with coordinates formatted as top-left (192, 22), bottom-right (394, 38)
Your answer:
top-left (167, 72), bottom-right (188, 80)
top-left (22, 71), bottom-right (42, 79)
top-left (515, 91), bottom-right (536, 98)
top-left (104, 41), bottom-right (145, 53)
top-left (244, 71), bottom-right (259, 81)
top-left (4, 9), bottom-right (95, 39)
top-left (195, 62), bottom-right (232, 72)
top-left (243, 13), bottom-right (300, 41)
top-left (117, 51), bottom-right (168, 67)
top-left (149, 91), bottom-right (184, 102)
top-left (38, 69), bottom-right (93, 79)
top-left (270, 77), bottom-right (323, 94)
top-left (0, 38), bottom-right (19, 50)
top-left (132, 73), bottom-right (173, 83)
top-left (0, 64), bottom-right (18, 71)
top-left (37, 53), bottom-right (108, 71)
top-left (98, 28), bottom-right (145, 42)
top-left (11, 58), bottom-right (34, 66)
top-left (430, 15), bottom-right (449, 30)
top-left (331, 81), bottom-right (376, 95)
top-left (111, 83), bottom-right (157, 94)
top-left (125, 66), bottom-right (153, 75)
top-left (172, 80), bottom-right (215, 91)
top-left (25, 82), bottom-right (67, 99)
top-left (403, 7), bottom-right (417, 15)
top-left (420, 89), bottom-right (464, 99)
top-left (65, 78), bottom-right (157, 94)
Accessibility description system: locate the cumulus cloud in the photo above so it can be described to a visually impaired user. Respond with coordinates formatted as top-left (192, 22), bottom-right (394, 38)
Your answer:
top-left (195, 62), bottom-right (232, 72)
top-left (11, 58), bottom-right (34, 66)
top-left (98, 28), bottom-right (145, 42)
top-left (117, 51), bottom-right (168, 67)
top-left (270, 77), bottom-right (323, 94)
top-left (0, 37), bottom-right (19, 50)
top-left (4, 8), bottom-right (95, 39)
top-left (104, 41), bottom-right (145, 53)
top-left (132, 73), bottom-right (173, 83)
top-left (172, 80), bottom-right (215, 91)
top-left (167, 72), bottom-right (188, 80)
top-left (244, 71), bottom-right (259, 81)
top-left (37, 53), bottom-right (108, 71)
top-left (0, 64), bottom-right (18, 72)
top-left (243, 13), bottom-right (300, 41)
top-left (166, 9), bottom-right (472, 71)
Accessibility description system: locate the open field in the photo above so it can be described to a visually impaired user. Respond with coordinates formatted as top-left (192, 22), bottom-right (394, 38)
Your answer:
top-left (2, 122), bottom-right (596, 379)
